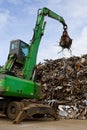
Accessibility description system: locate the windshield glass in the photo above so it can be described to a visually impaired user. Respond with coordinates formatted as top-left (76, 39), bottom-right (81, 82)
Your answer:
top-left (21, 42), bottom-right (29, 56)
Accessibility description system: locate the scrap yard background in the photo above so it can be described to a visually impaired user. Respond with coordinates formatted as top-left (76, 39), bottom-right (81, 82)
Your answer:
top-left (36, 54), bottom-right (87, 120)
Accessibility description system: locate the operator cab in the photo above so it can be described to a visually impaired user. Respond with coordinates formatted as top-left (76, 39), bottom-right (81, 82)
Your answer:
top-left (9, 39), bottom-right (29, 62)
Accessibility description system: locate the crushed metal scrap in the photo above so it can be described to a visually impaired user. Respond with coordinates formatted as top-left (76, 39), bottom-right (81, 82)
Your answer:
top-left (35, 54), bottom-right (87, 119)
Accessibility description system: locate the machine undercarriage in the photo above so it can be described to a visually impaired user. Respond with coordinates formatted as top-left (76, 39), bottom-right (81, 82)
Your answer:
top-left (0, 98), bottom-right (58, 124)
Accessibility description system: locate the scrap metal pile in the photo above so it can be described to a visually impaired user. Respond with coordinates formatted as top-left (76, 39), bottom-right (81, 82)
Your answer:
top-left (36, 54), bottom-right (87, 119)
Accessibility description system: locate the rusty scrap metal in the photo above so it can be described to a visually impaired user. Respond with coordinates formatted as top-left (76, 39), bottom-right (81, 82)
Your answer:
top-left (35, 54), bottom-right (87, 119)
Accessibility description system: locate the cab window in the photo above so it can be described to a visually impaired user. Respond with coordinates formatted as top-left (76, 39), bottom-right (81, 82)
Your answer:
top-left (21, 42), bottom-right (29, 56)
top-left (11, 42), bottom-right (18, 50)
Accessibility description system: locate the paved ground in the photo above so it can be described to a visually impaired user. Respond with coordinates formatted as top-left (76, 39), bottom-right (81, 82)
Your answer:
top-left (0, 115), bottom-right (87, 130)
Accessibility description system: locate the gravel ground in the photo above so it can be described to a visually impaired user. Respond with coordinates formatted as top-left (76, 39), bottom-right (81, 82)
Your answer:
top-left (0, 115), bottom-right (87, 130)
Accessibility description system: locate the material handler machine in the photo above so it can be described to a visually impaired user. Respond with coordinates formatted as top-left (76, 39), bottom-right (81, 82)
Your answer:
top-left (0, 7), bottom-right (72, 123)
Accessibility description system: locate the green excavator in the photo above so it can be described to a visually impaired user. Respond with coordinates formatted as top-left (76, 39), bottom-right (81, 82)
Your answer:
top-left (0, 7), bottom-right (72, 123)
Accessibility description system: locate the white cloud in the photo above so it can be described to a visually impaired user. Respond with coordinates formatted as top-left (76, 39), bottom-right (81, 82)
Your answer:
top-left (46, 0), bottom-right (87, 31)
top-left (0, 10), bottom-right (14, 30)
top-left (37, 43), bottom-right (58, 63)
top-left (0, 11), bottom-right (9, 28)
top-left (72, 26), bottom-right (87, 56)
top-left (66, 1), bottom-right (87, 18)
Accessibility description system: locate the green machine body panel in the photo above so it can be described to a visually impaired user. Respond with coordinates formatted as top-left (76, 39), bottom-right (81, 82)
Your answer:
top-left (0, 74), bottom-right (41, 99)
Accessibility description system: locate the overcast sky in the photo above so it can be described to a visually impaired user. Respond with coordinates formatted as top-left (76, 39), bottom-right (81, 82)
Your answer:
top-left (0, 0), bottom-right (87, 65)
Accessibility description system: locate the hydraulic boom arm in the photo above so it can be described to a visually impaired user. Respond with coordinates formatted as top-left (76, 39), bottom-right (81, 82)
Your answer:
top-left (39, 7), bottom-right (67, 27)
top-left (22, 7), bottom-right (68, 80)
